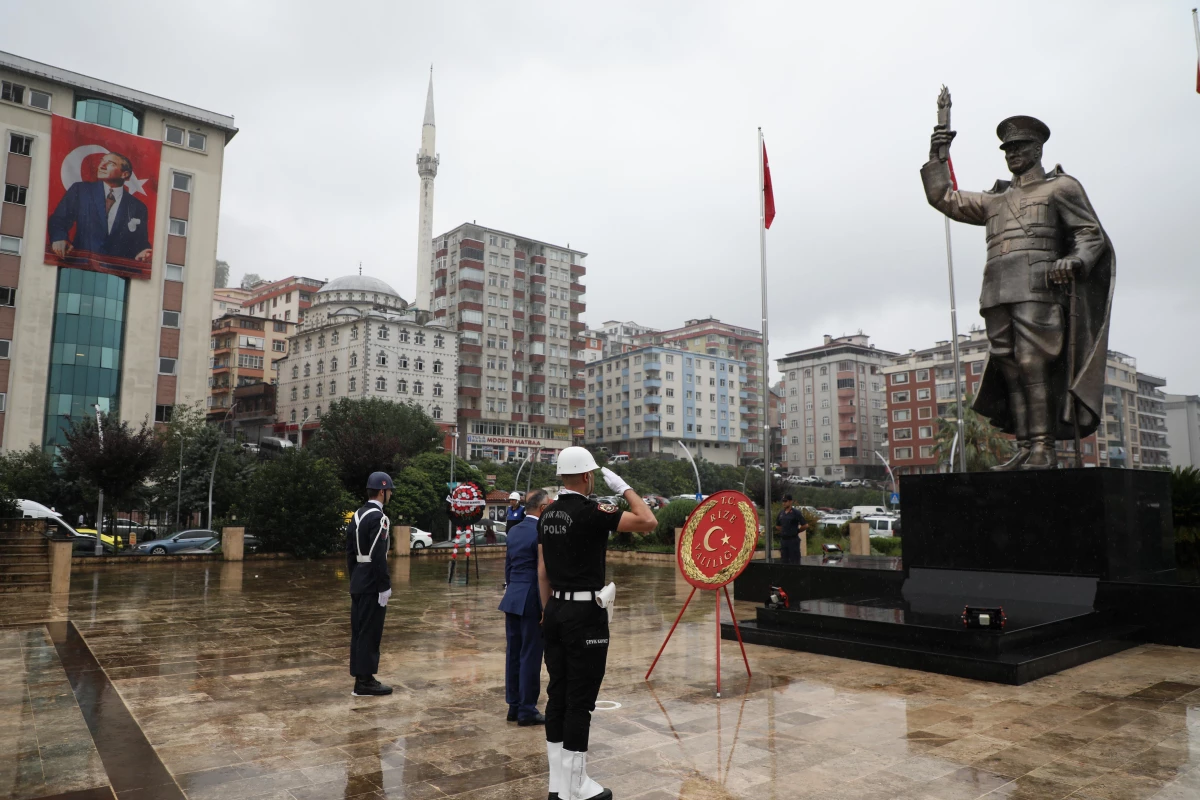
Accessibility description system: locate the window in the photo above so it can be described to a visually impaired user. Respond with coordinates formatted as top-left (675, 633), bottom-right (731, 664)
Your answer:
top-left (331, 331), bottom-right (339, 345)
top-left (891, 391), bottom-right (910, 403)
top-left (188, 131), bottom-right (207, 151)
top-left (172, 172), bottom-right (192, 192)
top-left (377, 351), bottom-right (387, 367)
top-left (836, 378), bottom-right (855, 389)
top-left (893, 428), bottom-right (912, 440)
top-left (273, 340), bottom-right (286, 352)
top-left (154, 404), bottom-right (173, 423)
top-left (0, 287), bottom-right (13, 307)
top-left (165, 125), bottom-right (186, 146)
top-left (0, 339), bottom-right (9, 358)
top-left (1, 81), bottom-right (23, 104)
top-left (28, 89), bottom-right (50, 111)
top-left (434, 334), bottom-right (444, 348)
top-left (166, 264), bottom-right (184, 282)
top-left (0, 235), bottom-right (20, 255)
top-left (893, 409), bottom-right (911, 422)
top-left (162, 310), bottom-right (180, 328)
top-left (303, 363), bottom-right (311, 377)
top-left (892, 373), bottom-right (909, 385)
top-left (413, 381), bottom-right (423, 395)
top-left (4, 184), bottom-right (26, 205)
top-left (351, 326), bottom-right (359, 340)
top-left (414, 358), bottom-right (425, 371)
top-left (349, 376), bottom-right (357, 392)
top-left (169, 218), bottom-right (187, 237)
top-left (917, 388), bottom-right (931, 401)
top-left (291, 365), bottom-right (299, 379)
top-left (349, 353), bottom-right (357, 368)
top-left (159, 358), bottom-right (176, 375)
top-left (376, 375), bottom-right (387, 391)
top-left (238, 354), bottom-right (263, 369)
top-left (433, 360), bottom-right (443, 374)
top-left (972, 361), bottom-right (983, 374)
top-left (378, 325), bottom-right (389, 340)
top-left (919, 426), bottom-right (933, 439)
top-left (9, 134), bottom-right (32, 156)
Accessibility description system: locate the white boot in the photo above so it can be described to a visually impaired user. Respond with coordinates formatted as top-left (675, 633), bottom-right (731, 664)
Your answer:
top-left (547, 741), bottom-right (563, 800)
top-left (562, 748), bottom-right (611, 800)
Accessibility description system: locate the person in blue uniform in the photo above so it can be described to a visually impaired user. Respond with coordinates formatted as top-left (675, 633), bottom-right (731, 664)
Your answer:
top-left (500, 488), bottom-right (550, 726)
top-left (345, 471), bottom-right (394, 697)
top-left (506, 491), bottom-right (526, 527)
top-left (537, 447), bottom-right (657, 800)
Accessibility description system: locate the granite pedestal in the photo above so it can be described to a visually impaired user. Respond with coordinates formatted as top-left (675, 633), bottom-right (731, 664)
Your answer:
top-left (726, 468), bottom-right (1174, 684)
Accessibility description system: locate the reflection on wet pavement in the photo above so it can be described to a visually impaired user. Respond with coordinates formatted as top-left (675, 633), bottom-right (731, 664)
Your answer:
top-left (4, 556), bottom-right (1200, 799)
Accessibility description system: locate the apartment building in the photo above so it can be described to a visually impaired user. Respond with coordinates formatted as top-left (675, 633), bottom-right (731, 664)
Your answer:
top-left (207, 312), bottom-right (295, 413)
top-left (600, 320), bottom-right (656, 356)
top-left (212, 286), bottom-right (250, 320)
top-left (0, 50), bottom-right (236, 448)
top-left (580, 329), bottom-right (607, 364)
top-left (584, 346), bottom-right (747, 466)
top-left (636, 317), bottom-right (766, 462)
top-left (1136, 372), bottom-right (1170, 468)
top-left (274, 274), bottom-right (458, 446)
top-left (777, 334), bottom-right (896, 480)
top-left (1166, 393), bottom-right (1200, 469)
top-left (241, 275), bottom-right (324, 323)
top-left (431, 223), bottom-right (585, 463)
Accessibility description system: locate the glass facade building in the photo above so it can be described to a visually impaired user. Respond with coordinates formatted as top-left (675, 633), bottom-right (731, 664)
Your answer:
top-left (42, 269), bottom-right (128, 449)
top-left (73, 98), bottom-right (140, 135)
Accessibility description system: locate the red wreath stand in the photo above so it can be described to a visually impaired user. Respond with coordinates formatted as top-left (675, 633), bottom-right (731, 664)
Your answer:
top-left (645, 490), bottom-right (756, 697)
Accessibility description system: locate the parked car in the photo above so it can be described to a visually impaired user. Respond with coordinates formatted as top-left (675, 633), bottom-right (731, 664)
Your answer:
top-left (472, 520), bottom-right (507, 535)
top-left (431, 531), bottom-right (508, 549)
top-left (18, 502), bottom-right (117, 555)
top-left (817, 514), bottom-right (851, 530)
top-left (132, 529), bottom-right (218, 555)
top-left (409, 527), bottom-right (434, 549)
top-left (176, 534), bottom-right (262, 555)
top-left (608, 454), bottom-right (630, 464)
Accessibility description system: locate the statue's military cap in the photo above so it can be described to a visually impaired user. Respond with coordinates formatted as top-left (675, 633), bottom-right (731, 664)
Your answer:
top-left (996, 116), bottom-right (1051, 149)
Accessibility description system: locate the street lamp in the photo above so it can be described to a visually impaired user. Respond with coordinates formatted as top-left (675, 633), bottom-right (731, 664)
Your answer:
top-left (447, 426), bottom-right (459, 542)
top-left (175, 431), bottom-right (185, 532)
top-left (208, 401), bottom-right (238, 530)
top-left (90, 405), bottom-right (106, 556)
top-left (297, 412), bottom-right (311, 448)
top-left (873, 449), bottom-right (897, 509)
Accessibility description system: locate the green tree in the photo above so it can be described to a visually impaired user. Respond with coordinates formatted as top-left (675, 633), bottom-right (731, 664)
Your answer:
top-left (240, 272), bottom-right (262, 289)
top-left (150, 405), bottom-right (250, 529)
top-left (243, 450), bottom-right (352, 558)
top-left (309, 397), bottom-right (442, 493)
top-left (932, 394), bottom-right (1014, 472)
top-left (388, 465), bottom-right (440, 529)
top-left (59, 413), bottom-right (163, 536)
top-left (652, 499), bottom-right (697, 547)
top-left (0, 477), bottom-right (17, 517)
top-left (214, 259), bottom-right (230, 288)
top-left (0, 444), bottom-right (67, 509)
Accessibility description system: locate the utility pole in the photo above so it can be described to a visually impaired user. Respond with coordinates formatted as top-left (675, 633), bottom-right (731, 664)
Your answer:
top-left (208, 402), bottom-right (237, 530)
top-left (175, 431), bottom-right (185, 531)
top-left (92, 405), bottom-right (104, 556)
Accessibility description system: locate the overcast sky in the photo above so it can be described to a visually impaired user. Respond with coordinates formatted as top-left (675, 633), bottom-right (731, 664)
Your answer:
top-left (6, 1), bottom-right (1199, 390)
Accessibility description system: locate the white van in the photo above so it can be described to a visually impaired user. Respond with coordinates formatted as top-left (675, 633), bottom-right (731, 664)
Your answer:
top-left (19, 500), bottom-right (84, 537)
top-left (608, 454), bottom-right (630, 464)
top-left (851, 506), bottom-right (886, 519)
top-left (864, 516), bottom-right (902, 537)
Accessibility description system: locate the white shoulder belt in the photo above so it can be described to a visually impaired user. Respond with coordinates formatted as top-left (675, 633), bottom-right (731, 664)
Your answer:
top-left (353, 507), bottom-right (389, 564)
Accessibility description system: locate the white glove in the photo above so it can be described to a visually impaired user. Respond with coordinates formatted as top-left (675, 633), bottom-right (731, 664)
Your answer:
top-left (378, 588), bottom-right (392, 607)
top-left (601, 467), bottom-right (630, 495)
top-left (596, 582), bottom-right (616, 623)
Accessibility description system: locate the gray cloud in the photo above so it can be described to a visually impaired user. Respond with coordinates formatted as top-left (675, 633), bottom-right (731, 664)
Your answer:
top-left (6, 0), bottom-right (1198, 390)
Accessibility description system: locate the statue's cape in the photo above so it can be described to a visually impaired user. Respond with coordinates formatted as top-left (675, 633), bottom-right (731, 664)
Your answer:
top-left (973, 167), bottom-right (1115, 441)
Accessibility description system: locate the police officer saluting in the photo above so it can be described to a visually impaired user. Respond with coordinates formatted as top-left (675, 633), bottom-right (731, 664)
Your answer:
top-left (537, 447), bottom-right (657, 800)
top-left (346, 471), bottom-right (395, 697)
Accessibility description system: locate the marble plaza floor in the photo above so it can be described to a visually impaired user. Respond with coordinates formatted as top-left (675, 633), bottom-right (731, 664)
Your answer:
top-left (4, 558), bottom-right (1200, 800)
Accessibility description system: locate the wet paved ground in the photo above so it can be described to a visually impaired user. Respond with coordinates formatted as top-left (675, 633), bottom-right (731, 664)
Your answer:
top-left (4, 557), bottom-right (1200, 799)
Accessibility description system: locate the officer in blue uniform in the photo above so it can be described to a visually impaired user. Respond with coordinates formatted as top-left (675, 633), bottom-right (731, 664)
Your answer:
top-left (346, 471), bottom-right (394, 697)
top-left (500, 488), bottom-right (550, 726)
top-left (506, 491), bottom-right (527, 527)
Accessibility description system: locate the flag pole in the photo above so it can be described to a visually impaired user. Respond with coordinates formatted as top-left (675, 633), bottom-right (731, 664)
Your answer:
top-left (944, 214), bottom-right (967, 474)
top-left (1193, 9), bottom-right (1200, 93)
top-left (758, 127), bottom-right (773, 563)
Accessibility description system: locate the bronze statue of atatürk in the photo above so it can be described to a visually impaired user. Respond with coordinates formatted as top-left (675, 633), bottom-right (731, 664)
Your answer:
top-left (922, 89), bottom-right (1114, 470)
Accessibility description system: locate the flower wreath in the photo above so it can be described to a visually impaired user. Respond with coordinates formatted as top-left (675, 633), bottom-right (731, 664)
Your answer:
top-left (447, 481), bottom-right (486, 525)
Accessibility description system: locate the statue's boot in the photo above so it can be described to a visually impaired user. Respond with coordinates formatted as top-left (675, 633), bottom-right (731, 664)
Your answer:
top-left (991, 390), bottom-right (1030, 471)
top-left (1021, 383), bottom-right (1057, 470)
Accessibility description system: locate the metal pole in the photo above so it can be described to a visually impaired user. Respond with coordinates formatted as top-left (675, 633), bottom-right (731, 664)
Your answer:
top-left (175, 432), bottom-right (184, 531)
top-left (92, 405), bottom-right (104, 556)
top-left (208, 403), bottom-right (237, 530)
top-left (675, 440), bottom-right (703, 499)
top-left (758, 128), bottom-right (773, 561)
top-left (448, 428), bottom-right (457, 543)
top-left (943, 216), bottom-right (968, 473)
top-left (1069, 276), bottom-right (1083, 468)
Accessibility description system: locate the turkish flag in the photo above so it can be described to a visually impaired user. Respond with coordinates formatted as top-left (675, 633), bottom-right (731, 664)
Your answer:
top-left (947, 156), bottom-right (959, 191)
top-left (762, 142), bottom-right (775, 229)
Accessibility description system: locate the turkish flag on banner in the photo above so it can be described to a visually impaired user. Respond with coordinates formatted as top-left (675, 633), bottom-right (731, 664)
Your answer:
top-left (45, 115), bottom-right (162, 280)
top-left (762, 142), bottom-right (775, 229)
top-left (947, 156), bottom-right (959, 191)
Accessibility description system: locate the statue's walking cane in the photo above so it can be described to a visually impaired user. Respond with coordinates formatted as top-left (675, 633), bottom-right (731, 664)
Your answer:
top-left (1068, 275), bottom-right (1083, 468)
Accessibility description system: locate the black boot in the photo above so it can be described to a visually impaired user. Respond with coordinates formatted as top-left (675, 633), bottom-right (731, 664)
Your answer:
top-left (353, 675), bottom-right (393, 696)
top-left (991, 390), bottom-right (1030, 471)
top-left (1021, 384), bottom-right (1057, 470)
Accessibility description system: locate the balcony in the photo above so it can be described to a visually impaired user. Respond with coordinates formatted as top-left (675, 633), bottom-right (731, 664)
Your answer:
top-left (459, 279), bottom-right (484, 292)
top-left (570, 263), bottom-right (586, 276)
top-left (458, 408), bottom-right (481, 419)
top-left (738, 406), bottom-right (749, 414)
top-left (570, 301), bottom-right (586, 314)
top-left (739, 374), bottom-right (747, 383)
top-left (645, 429), bottom-right (661, 437)
top-left (644, 395), bottom-right (662, 406)
top-left (644, 414), bottom-right (661, 423)
top-left (459, 364), bottom-right (482, 375)
top-left (740, 421), bottom-right (749, 429)
top-left (643, 361), bottom-right (662, 371)
top-left (621, 400), bottom-right (630, 409)
top-left (739, 391), bottom-right (748, 399)
top-left (644, 379), bottom-right (662, 389)
top-left (459, 387), bottom-right (481, 398)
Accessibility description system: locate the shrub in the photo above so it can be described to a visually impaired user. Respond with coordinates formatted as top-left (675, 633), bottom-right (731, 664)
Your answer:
top-left (871, 536), bottom-right (902, 557)
top-left (244, 450), bottom-right (355, 558)
top-left (652, 499), bottom-right (697, 547)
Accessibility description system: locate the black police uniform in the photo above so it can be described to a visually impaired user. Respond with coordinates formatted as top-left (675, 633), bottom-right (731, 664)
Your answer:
top-left (777, 506), bottom-right (807, 565)
top-left (537, 489), bottom-right (619, 754)
top-left (345, 500), bottom-right (391, 679)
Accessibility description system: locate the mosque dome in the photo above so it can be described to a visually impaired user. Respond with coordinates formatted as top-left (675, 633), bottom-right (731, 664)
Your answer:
top-left (317, 274), bottom-right (402, 299)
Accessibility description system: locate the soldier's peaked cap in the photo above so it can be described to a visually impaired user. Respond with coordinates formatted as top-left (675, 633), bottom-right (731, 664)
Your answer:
top-left (997, 116), bottom-right (1050, 148)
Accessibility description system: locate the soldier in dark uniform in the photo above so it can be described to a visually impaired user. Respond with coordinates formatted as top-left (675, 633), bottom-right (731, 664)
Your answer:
top-left (924, 116), bottom-right (1113, 470)
top-left (536, 447), bottom-right (657, 800)
top-left (346, 471), bottom-right (394, 697)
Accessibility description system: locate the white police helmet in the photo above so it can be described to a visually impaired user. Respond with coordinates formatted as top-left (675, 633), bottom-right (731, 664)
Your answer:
top-left (509, 491), bottom-right (522, 501)
top-left (556, 446), bottom-right (600, 476)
